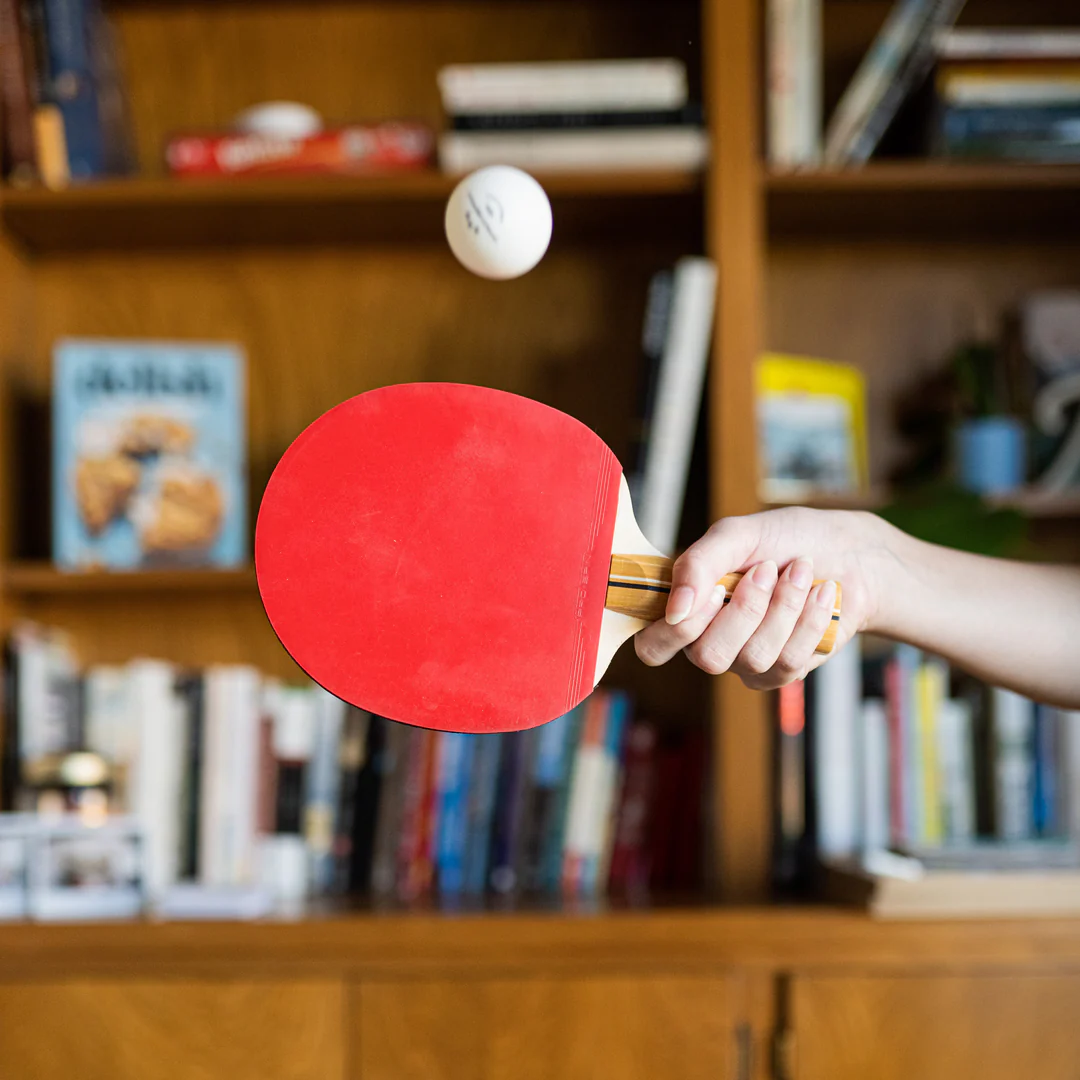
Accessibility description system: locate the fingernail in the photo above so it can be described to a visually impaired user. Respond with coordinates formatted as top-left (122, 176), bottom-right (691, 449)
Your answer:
top-left (709, 584), bottom-right (727, 608)
top-left (815, 580), bottom-right (838, 609)
top-left (788, 557), bottom-right (813, 591)
top-left (751, 560), bottom-right (778, 589)
top-left (666, 585), bottom-right (695, 625)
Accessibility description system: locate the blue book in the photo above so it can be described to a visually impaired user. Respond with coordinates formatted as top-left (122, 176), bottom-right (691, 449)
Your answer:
top-left (462, 733), bottom-right (502, 897)
top-left (580, 690), bottom-right (631, 897)
top-left (517, 706), bottom-right (580, 895)
top-left (541, 705), bottom-right (586, 894)
top-left (41, 0), bottom-right (107, 179)
top-left (434, 732), bottom-right (474, 901)
top-left (52, 339), bottom-right (247, 569)
top-left (1033, 704), bottom-right (1058, 837)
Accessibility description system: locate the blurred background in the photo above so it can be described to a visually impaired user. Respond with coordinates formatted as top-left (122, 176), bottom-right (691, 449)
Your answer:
top-left (0, 0), bottom-right (1079, 1077)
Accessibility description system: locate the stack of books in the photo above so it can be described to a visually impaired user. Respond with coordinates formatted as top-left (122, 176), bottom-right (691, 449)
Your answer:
top-left (932, 27), bottom-right (1080, 162)
top-left (774, 633), bottom-right (1080, 917)
top-left (0, 621), bottom-right (707, 919)
top-left (436, 58), bottom-right (708, 174)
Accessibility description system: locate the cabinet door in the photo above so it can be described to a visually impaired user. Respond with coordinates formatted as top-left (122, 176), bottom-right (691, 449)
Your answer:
top-left (358, 975), bottom-right (734, 1080)
top-left (791, 972), bottom-right (1080, 1080)
top-left (0, 979), bottom-right (344, 1080)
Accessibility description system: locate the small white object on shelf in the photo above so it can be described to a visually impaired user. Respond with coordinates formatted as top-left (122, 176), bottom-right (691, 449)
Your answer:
top-left (233, 101), bottom-right (324, 140)
top-left (444, 165), bottom-right (552, 280)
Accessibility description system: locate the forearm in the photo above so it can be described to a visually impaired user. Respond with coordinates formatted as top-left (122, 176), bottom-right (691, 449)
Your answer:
top-left (868, 517), bottom-right (1080, 709)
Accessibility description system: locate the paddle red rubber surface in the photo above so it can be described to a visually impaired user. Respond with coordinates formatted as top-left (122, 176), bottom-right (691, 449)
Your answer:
top-left (255, 383), bottom-right (622, 733)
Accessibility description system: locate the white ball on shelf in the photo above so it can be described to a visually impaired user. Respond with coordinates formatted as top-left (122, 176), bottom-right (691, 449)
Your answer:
top-left (444, 165), bottom-right (553, 280)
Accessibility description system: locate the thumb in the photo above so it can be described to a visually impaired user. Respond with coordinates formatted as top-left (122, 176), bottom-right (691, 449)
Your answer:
top-left (665, 517), bottom-right (761, 626)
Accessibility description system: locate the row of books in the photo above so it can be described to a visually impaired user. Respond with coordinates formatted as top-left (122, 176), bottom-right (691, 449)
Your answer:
top-left (1, 622), bottom-right (707, 917)
top-left (775, 634), bottom-right (1080, 914)
top-left (436, 59), bottom-right (709, 175)
top-left (0, 0), bottom-right (132, 186)
top-left (932, 28), bottom-right (1080, 162)
top-left (768, 0), bottom-right (1080, 167)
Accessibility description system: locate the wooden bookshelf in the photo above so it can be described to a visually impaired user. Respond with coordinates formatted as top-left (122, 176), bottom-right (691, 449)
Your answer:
top-left (2, 563), bottom-right (257, 596)
top-left (767, 162), bottom-right (1080, 239)
top-left (0, 170), bottom-right (703, 251)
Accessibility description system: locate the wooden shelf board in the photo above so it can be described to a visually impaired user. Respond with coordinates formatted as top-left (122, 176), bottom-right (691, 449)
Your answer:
top-left (766, 161), bottom-right (1080, 241)
top-left (988, 487), bottom-right (1080, 518)
top-left (0, 170), bottom-right (703, 251)
top-left (3, 562), bottom-right (257, 596)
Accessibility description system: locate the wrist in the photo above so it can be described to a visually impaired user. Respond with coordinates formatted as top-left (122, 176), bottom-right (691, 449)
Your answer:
top-left (857, 511), bottom-right (922, 639)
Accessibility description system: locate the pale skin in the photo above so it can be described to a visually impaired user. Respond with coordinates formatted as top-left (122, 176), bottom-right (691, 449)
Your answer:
top-left (634, 507), bottom-right (1080, 711)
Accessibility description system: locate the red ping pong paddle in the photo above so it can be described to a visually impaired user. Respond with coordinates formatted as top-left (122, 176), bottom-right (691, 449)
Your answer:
top-left (255, 383), bottom-right (841, 734)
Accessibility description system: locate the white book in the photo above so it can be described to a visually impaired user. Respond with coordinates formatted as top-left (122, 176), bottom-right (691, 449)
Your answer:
top-left (937, 697), bottom-right (975, 843)
top-left (225, 666), bottom-right (263, 886)
top-left (636, 257), bottom-right (718, 554)
top-left (934, 27), bottom-right (1080, 61)
top-left (437, 59), bottom-right (688, 114)
top-left (83, 666), bottom-right (131, 770)
top-left (861, 698), bottom-right (890, 855)
top-left (942, 78), bottom-right (1080, 108)
top-left (304, 686), bottom-right (346, 893)
top-left (992, 688), bottom-right (1035, 842)
top-left (438, 127), bottom-right (709, 175)
top-left (767, 0), bottom-right (822, 167)
top-left (127, 659), bottom-right (182, 900)
top-left (199, 668), bottom-right (231, 886)
top-left (814, 634), bottom-right (863, 859)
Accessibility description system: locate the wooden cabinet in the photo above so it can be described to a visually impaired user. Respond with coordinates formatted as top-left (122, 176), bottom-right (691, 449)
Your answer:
top-left (788, 971), bottom-right (1080, 1080)
top-left (0, 979), bottom-right (345, 1080)
top-left (358, 975), bottom-right (735, 1080)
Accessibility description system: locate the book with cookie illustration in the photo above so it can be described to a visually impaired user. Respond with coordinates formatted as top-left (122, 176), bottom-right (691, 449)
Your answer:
top-left (52, 339), bottom-right (247, 570)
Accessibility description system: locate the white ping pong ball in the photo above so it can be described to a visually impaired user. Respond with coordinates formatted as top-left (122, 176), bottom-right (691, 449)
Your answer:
top-left (444, 165), bottom-right (553, 280)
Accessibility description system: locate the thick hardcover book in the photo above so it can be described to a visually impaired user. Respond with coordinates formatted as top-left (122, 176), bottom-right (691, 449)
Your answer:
top-left (52, 338), bottom-right (247, 570)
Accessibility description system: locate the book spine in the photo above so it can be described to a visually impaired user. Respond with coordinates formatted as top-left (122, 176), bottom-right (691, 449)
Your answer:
top-left (813, 635), bottom-right (862, 859)
top-left (463, 732), bottom-right (502, 897)
top-left (847, 0), bottom-right (968, 166)
top-left (0, 0), bottom-right (38, 181)
top-left (560, 694), bottom-right (607, 898)
top-left (451, 106), bottom-right (702, 132)
top-left (608, 718), bottom-right (658, 895)
top-left (487, 731), bottom-right (532, 897)
top-left (345, 711), bottom-right (380, 895)
top-left (767, 0), bottom-right (822, 167)
top-left (1, 637), bottom-right (20, 812)
top-left (861, 698), bottom-right (890, 854)
top-left (40, 0), bottom-right (106, 179)
top-left (176, 671), bottom-right (204, 880)
top-left (636, 257), bottom-right (718, 553)
top-left (437, 59), bottom-right (688, 114)
top-left (436, 127), bottom-right (709, 174)
top-left (937, 697), bottom-right (975, 842)
top-left (918, 658), bottom-right (948, 845)
top-left (434, 731), bottom-right (472, 900)
top-left (592, 690), bottom-right (631, 896)
top-left (992, 687), bottom-right (1035, 841)
top-left (1033, 703), bottom-right (1058, 837)
top-left (368, 718), bottom-right (409, 898)
top-left (330, 705), bottom-right (367, 893)
top-left (303, 687), bottom-right (345, 894)
top-left (934, 28), bottom-right (1080, 61)
top-left (884, 656), bottom-right (906, 846)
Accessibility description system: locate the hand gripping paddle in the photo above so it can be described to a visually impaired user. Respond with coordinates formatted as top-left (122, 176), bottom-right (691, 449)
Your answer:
top-left (255, 383), bottom-right (841, 734)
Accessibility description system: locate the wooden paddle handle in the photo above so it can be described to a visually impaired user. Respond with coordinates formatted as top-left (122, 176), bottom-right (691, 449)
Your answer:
top-left (606, 553), bottom-right (841, 655)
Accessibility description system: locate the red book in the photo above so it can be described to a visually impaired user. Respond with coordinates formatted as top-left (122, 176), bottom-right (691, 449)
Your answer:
top-left (165, 121), bottom-right (435, 178)
top-left (607, 719), bottom-right (657, 895)
top-left (885, 657), bottom-right (906, 847)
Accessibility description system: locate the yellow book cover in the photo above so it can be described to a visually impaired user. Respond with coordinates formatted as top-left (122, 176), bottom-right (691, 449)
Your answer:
top-left (755, 353), bottom-right (868, 502)
top-left (918, 660), bottom-right (948, 845)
